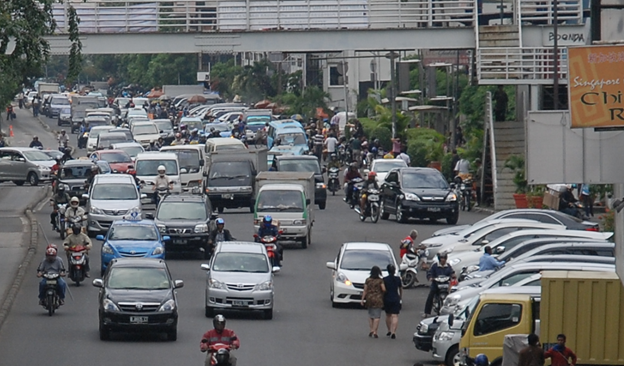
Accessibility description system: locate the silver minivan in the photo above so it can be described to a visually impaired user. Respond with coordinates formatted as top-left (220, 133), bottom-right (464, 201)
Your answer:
top-left (0, 147), bottom-right (55, 186)
top-left (83, 174), bottom-right (145, 235)
top-left (201, 241), bottom-right (279, 320)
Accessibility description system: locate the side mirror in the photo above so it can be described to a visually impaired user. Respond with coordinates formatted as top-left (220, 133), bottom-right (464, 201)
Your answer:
top-left (174, 280), bottom-right (184, 289)
top-left (272, 266), bottom-right (281, 273)
top-left (92, 279), bottom-right (104, 288)
top-left (200, 263), bottom-right (210, 271)
top-left (95, 235), bottom-right (105, 241)
top-left (199, 160), bottom-right (205, 166)
top-left (450, 183), bottom-right (456, 189)
top-left (448, 313), bottom-right (455, 327)
top-left (180, 168), bottom-right (188, 174)
top-left (145, 213), bottom-right (154, 219)
top-left (480, 239), bottom-right (489, 245)
top-left (140, 193), bottom-right (147, 199)
top-left (203, 171), bottom-right (209, 177)
top-left (322, 167), bottom-right (327, 174)
top-left (163, 235), bottom-right (170, 241)
top-left (326, 261), bottom-right (336, 270)
top-left (306, 198), bottom-right (311, 206)
top-left (210, 214), bottom-right (218, 220)
top-left (495, 247), bottom-right (505, 254)
top-left (81, 194), bottom-right (89, 200)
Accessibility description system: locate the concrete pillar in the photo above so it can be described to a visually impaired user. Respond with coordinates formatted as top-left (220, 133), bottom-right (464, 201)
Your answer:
top-left (530, 85), bottom-right (540, 111)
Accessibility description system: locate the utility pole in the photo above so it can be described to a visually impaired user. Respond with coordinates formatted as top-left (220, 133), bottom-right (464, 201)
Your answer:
top-left (553, 0), bottom-right (559, 109)
top-left (386, 51), bottom-right (399, 138)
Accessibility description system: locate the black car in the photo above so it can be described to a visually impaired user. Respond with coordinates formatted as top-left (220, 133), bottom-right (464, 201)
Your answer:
top-left (93, 258), bottom-right (183, 341)
top-left (205, 158), bottom-right (256, 213)
top-left (149, 195), bottom-right (215, 258)
top-left (274, 155), bottom-right (327, 210)
top-left (57, 160), bottom-right (98, 204)
top-left (380, 167), bottom-right (459, 224)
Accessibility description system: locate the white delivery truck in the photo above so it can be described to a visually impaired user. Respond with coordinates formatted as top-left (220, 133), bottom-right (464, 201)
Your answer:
top-left (254, 172), bottom-right (315, 248)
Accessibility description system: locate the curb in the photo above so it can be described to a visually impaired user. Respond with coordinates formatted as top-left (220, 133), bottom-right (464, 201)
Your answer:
top-left (0, 186), bottom-right (51, 331)
top-left (473, 206), bottom-right (496, 214)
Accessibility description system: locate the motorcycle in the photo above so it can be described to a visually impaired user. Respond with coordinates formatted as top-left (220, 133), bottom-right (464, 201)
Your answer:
top-left (431, 276), bottom-right (452, 315)
top-left (202, 341), bottom-right (233, 366)
top-left (400, 251), bottom-right (419, 288)
top-left (67, 244), bottom-right (88, 286)
top-left (41, 273), bottom-right (61, 316)
top-left (65, 215), bottom-right (86, 236)
top-left (327, 166), bottom-right (340, 195)
top-left (356, 188), bottom-right (381, 223)
top-left (254, 232), bottom-right (282, 267)
top-left (345, 177), bottom-right (363, 209)
top-left (459, 178), bottom-right (472, 211)
top-left (55, 203), bottom-right (68, 239)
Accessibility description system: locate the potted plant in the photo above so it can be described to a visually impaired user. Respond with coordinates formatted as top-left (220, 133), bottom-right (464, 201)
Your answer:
top-left (504, 155), bottom-right (528, 208)
top-left (526, 185), bottom-right (545, 209)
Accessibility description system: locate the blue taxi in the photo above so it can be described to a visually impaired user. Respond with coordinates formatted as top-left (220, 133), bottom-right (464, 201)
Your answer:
top-left (96, 216), bottom-right (169, 276)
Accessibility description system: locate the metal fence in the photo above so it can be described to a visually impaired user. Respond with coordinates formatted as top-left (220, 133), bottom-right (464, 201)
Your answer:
top-left (519, 0), bottom-right (583, 24)
top-left (477, 47), bottom-right (568, 83)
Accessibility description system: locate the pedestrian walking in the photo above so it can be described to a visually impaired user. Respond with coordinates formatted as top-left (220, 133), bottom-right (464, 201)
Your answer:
top-left (32, 95), bottom-right (41, 117)
top-left (383, 264), bottom-right (402, 339)
top-left (313, 130), bottom-right (324, 161)
top-left (544, 334), bottom-right (577, 366)
top-left (360, 265), bottom-right (385, 338)
top-left (391, 137), bottom-right (401, 157)
top-left (18, 92), bottom-right (24, 109)
top-left (518, 334), bottom-right (545, 366)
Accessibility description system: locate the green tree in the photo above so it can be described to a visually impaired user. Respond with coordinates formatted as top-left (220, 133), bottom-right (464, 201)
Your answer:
top-left (65, 5), bottom-right (82, 86)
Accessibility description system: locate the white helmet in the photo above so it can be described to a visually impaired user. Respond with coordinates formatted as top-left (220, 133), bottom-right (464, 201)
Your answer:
top-left (157, 165), bottom-right (166, 173)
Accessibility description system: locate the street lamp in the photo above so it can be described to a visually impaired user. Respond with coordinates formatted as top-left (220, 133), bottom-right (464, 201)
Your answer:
top-left (385, 51), bottom-right (399, 139)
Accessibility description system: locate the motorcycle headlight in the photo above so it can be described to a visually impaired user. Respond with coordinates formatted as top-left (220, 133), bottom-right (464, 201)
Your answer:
top-left (418, 322), bottom-right (429, 334)
top-left (253, 280), bottom-right (273, 291)
top-left (445, 294), bottom-right (461, 308)
top-left (446, 193), bottom-right (458, 202)
top-left (404, 193), bottom-right (420, 201)
top-left (157, 224), bottom-right (166, 234)
top-left (336, 272), bottom-right (352, 286)
top-left (90, 206), bottom-right (104, 215)
top-left (208, 278), bottom-right (227, 289)
top-left (103, 298), bottom-right (119, 312)
top-left (315, 182), bottom-right (326, 189)
top-left (438, 331), bottom-right (455, 341)
top-left (102, 244), bottom-right (114, 254)
top-left (194, 223), bottom-right (209, 233)
top-left (449, 258), bottom-right (461, 266)
top-left (158, 299), bottom-right (176, 312)
top-left (152, 246), bottom-right (164, 255)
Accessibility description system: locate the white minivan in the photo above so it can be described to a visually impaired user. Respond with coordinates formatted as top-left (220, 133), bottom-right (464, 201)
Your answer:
top-left (160, 144), bottom-right (205, 193)
top-left (134, 152), bottom-right (183, 199)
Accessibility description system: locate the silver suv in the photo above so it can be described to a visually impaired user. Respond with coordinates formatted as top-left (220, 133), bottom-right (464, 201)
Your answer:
top-left (0, 147), bottom-right (55, 186)
top-left (84, 174), bottom-right (145, 235)
top-left (201, 242), bottom-right (280, 320)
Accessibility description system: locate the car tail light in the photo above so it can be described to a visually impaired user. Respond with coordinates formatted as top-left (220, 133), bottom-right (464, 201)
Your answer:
top-left (585, 227), bottom-right (599, 232)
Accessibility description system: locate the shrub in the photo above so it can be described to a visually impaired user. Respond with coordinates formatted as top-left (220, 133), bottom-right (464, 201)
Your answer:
top-left (370, 126), bottom-right (392, 152)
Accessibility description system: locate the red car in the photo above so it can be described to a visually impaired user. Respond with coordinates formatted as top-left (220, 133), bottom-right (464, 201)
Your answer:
top-left (89, 150), bottom-right (134, 173)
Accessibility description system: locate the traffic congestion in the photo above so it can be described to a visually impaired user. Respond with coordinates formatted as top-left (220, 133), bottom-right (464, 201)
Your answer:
top-left (0, 85), bottom-right (616, 366)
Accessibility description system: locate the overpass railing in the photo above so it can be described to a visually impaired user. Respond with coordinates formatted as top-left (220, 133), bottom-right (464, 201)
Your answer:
top-left (51, 0), bottom-right (477, 34)
top-left (477, 47), bottom-right (568, 84)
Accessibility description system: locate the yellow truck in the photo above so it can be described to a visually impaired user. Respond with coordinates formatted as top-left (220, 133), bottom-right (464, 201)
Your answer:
top-left (459, 271), bottom-right (624, 366)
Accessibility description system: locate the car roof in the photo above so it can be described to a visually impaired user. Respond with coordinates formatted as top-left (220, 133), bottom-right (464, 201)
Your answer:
top-left (135, 152), bottom-right (178, 159)
top-left (94, 173), bottom-right (135, 184)
top-left (343, 242), bottom-right (392, 251)
top-left (481, 286), bottom-right (542, 296)
top-left (62, 160), bottom-right (96, 167)
top-left (161, 194), bottom-right (206, 203)
top-left (0, 147), bottom-right (43, 152)
top-left (90, 126), bottom-right (112, 131)
top-left (97, 149), bottom-right (126, 154)
top-left (216, 241), bottom-right (265, 254)
top-left (207, 139), bottom-right (245, 146)
top-left (517, 254), bottom-right (615, 265)
top-left (161, 145), bottom-right (204, 152)
top-left (132, 121), bottom-right (157, 126)
top-left (276, 155), bottom-right (317, 162)
top-left (112, 142), bottom-right (143, 148)
top-left (109, 258), bottom-right (166, 268)
top-left (111, 219), bottom-right (157, 227)
top-left (495, 228), bottom-right (612, 239)
top-left (395, 167), bottom-right (442, 175)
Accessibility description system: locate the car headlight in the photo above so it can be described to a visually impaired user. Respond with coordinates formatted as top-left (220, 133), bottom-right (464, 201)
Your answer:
top-left (157, 224), bottom-right (166, 234)
top-left (38, 165), bottom-right (50, 171)
top-left (293, 219), bottom-right (305, 225)
top-left (253, 280), bottom-right (273, 291)
top-left (208, 278), bottom-right (227, 289)
top-left (465, 265), bottom-right (479, 274)
top-left (132, 206), bottom-right (141, 213)
top-left (194, 223), bottom-right (209, 233)
top-left (336, 272), bottom-right (352, 286)
top-left (102, 244), bottom-right (114, 255)
top-left (158, 299), bottom-right (176, 312)
top-left (438, 331), bottom-right (455, 341)
top-left (90, 206), bottom-right (104, 215)
top-left (446, 193), bottom-right (458, 202)
top-left (404, 193), bottom-right (420, 201)
top-left (103, 298), bottom-right (119, 311)
top-left (449, 258), bottom-right (461, 266)
top-left (152, 246), bottom-right (164, 255)
top-left (187, 180), bottom-right (201, 188)
top-left (445, 294), bottom-right (461, 308)
top-left (427, 243), bottom-right (444, 248)
top-left (418, 322), bottom-right (429, 334)
top-left (315, 182), bottom-right (326, 189)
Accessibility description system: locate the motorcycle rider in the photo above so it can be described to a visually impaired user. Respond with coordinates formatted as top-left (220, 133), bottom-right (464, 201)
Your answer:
top-left (29, 136), bottom-right (43, 149)
top-left (200, 314), bottom-right (240, 366)
top-left (327, 153), bottom-right (340, 170)
top-left (188, 129), bottom-right (200, 143)
top-left (50, 185), bottom-right (72, 231)
top-left (256, 215), bottom-right (283, 266)
top-left (399, 229), bottom-right (419, 258)
top-left (359, 171), bottom-right (380, 213)
top-left (343, 162), bottom-right (362, 204)
top-left (146, 140), bottom-right (160, 152)
top-left (153, 165), bottom-right (173, 205)
top-left (559, 184), bottom-right (579, 217)
top-left (37, 247), bottom-right (67, 306)
top-left (63, 224), bottom-right (93, 277)
top-left (423, 252), bottom-right (455, 317)
top-left (208, 218), bottom-right (234, 255)
top-left (65, 196), bottom-right (87, 231)
top-left (172, 132), bottom-right (185, 145)
top-left (57, 129), bottom-right (69, 146)
top-left (478, 246), bottom-right (505, 271)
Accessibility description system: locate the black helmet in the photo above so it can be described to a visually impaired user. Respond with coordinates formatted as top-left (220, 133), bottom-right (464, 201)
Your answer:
top-left (215, 348), bottom-right (230, 365)
top-left (57, 185), bottom-right (65, 192)
top-left (213, 314), bottom-right (226, 332)
top-left (72, 225), bottom-right (81, 235)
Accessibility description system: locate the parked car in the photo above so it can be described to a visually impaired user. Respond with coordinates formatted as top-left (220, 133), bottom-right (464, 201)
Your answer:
top-left (201, 241), bottom-right (279, 319)
top-left (380, 167), bottom-right (459, 224)
top-left (0, 147), bottom-right (55, 186)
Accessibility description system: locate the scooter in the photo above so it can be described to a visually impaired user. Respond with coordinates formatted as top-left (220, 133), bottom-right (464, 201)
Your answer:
top-left (431, 276), bottom-right (453, 315)
top-left (67, 244), bottom-right (88, 286)
top-left (356, 188), bottom-right (381, 223)
top-left (459, 178), bottom-right (472, 211)
top-left (327, 166), bottom-right (340, 195)
top-left (41, 273), bottom-right (61, 316)
top-left (400, 251), bottom-right (419, 288)
top-left (254, 232), bottom-right (282, 267)
top-left (344, 177), bottom-right (363, 209)
top-left (55, 203), bottom-right (67, 239)
top-left (201, 341), bottom-right (233, 366)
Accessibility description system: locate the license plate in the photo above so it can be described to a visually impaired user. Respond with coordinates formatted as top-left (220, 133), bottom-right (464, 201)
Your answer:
top-left (438, 285), bottom-right (449, 290)
top-left (130, 316), bottom-right (148, 324)
top-left (427, 207), bottom-right (441, 212)
top-left (222, 194), bottom-right (233, 199)
top-left (233, 300), bottom-right (246, 307)
top-left (173, 239), bottom-right (187, 244)
top-left (47, 280), bottom-right (57, 285)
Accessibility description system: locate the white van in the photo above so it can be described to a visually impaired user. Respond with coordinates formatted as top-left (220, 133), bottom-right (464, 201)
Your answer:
top-left (87, 126), bottom-right (115, 152)
top-left (134, 152), bottom-right (183, 198)
top-left (204, 138), bottom-right (246, 154)
top-left (160, 144), bottom-right (205, 192)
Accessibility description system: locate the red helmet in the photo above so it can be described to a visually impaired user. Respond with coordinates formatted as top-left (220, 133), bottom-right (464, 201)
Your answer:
top-left (367, 171), bottom-right (377, 180)
top-left (46, 243), bottom-right (58, 251)
top-left (46, 247), bottom-right (57, 257)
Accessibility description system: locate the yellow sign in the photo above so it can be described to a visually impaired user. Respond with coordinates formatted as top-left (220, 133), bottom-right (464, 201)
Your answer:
top-left (568, 45), bottom-right (624, 128)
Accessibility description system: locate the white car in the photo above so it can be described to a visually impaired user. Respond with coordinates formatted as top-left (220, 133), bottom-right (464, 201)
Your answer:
top-left (111, 142), bottom-right (145, 161)
top-left (326, 242), bottom-right (401, 307)
top-left (87, 126), bottom-right (116, 152)
top-left (422, 219), bottom-right (563, 260)
top-left (131, 121), bottom-right (161, 147)
top-left (368, 159), bottom-right (408, 185)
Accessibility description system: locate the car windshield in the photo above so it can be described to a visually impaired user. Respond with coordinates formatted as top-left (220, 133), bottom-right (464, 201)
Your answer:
top-left (212, 252), bottom-right (269, 273)
top-left (183, 120), bottom-right (203, 130)
top-left (169, 150), bottom-right (200, 173)
top-left (51, 98), bottom-right (70, 105)
top-left (96, 161), bottom-right (111, 173)
top-left (99, 135), bottom-right (128, 146)
top-left (107, 267), bottom-right (170, 290)
top-left (136, 159), bottom-right (178, 176)
top-left (373, 160), bottom-right (407, 173)
top-left (279, 159), bottom-right (320, 174)
top-left (256, 190), bottom-right (303, 212)
top-left (23, 151), bottom-right (53, 161)
top-left (217, 143), bottom-right (245, 151)
top-left (91, 183), bottom-right (138, 200)
top-left (89, 129), bottom-right (108, 138)
top-left (402, 172), bottom-right (448, 189)
top-left (209, 161), bottom-right (250, 179)
top-left (117, 146), bottom-right (143, 158)
top-left (246, 122), bottom-right (265, 131)
top-left (208, 124), bottom-right (230, 132)
top-left (100, 152), bottom-right (132, 163)
top-left (278, 132), bottom-right (306, 145)
top-left (157, 202), bottom-right (206, 220)
top-left (88, 121), bottom-right (109, 129)
top-left (61, 166), bottom-right (92, 179)
top-left (340, 250), bottom-right (394, 271)
top-left (246, 115), bottom-right (271, 123)
top-left (153, 120), bottom-right (172, 131)
top-left (109, 225), bottom-right (159, 241)
top-left (133, 124), bottom-right (159, 135)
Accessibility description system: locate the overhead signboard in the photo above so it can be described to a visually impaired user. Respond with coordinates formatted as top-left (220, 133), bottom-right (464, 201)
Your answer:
top-left (568, 44), bottom-right (624, 128)
top-left (422, 49), bottom-right (471, 66)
